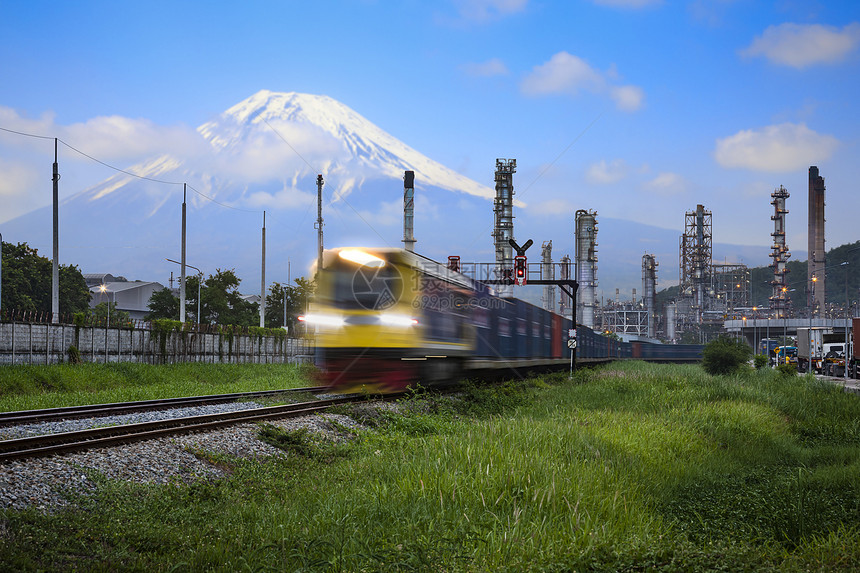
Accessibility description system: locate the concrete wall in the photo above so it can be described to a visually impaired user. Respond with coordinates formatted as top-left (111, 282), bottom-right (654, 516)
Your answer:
top-left (0, 322), bottom-right (312, 365)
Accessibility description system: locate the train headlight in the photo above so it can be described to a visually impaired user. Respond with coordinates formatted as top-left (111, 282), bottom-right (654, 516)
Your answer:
top-left (338, 249), bottom-right (386, 268)
top-left (300, 313), bottom-right (345, 328)
top-left (380, 313), bottom-right (418, 327)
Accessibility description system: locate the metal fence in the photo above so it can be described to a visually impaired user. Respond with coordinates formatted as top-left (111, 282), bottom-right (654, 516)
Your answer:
top-left (0, 319), bottom-right (313, 366)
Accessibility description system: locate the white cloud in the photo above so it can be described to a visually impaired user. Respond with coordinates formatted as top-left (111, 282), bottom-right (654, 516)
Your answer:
top-left (714, 123), bottom-right (839, 172)
top-left (521, 51), bottom-right (643, 112)
top-left (64, 116), bottom-right (205, 160)
top-left (521, 52), bottom-right (603, 96)
top-left (610, 85), bottom-right (645, 112)
top-left (358, 199), bottom-right (403, 227)
top-left (461, 58), bottom-right (510, 77)
top-left (0, 158), bottom-right (39, 197)
top-left (455, 0), bottom-right (528, 22)
top-left (586, 159), bottom-right (628, 184)
top-left (528, 198), bottom-right (576, 216)
top-left (740, 23), bottom-right (860, 69)
top-left (643, 172), bottom-right (688, 195)
top-left (0, 105), bottom-right (204, 161)
top-left (246, 185), bottom-right (316, 209)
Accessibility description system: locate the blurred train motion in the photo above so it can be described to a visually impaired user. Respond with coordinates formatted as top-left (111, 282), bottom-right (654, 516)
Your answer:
top-left (304, 248), bottom-right (704, 392)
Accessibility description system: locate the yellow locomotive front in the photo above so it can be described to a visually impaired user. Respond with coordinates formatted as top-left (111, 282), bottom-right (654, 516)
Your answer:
top-left (306, 248), bottom-right (474, 392)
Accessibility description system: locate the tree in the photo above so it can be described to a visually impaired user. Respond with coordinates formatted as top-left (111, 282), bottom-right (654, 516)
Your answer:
top-left (145, 287), bottom-right (180, 320)
top-left (1, 241), bottom-right (91, 316)
top-left (701, 335), bottom-right (752, 376)
top-left (265, 277), bottom-right (314, 330)
top-left (91, 301), bottom-right (131, 326)
top-left (59, 264), bottom-right (91, 315)
top-left (265, 281), bottom-right (292, 328)
top-left (184, 274), bottom-right (202, 323)
top-left (198, 269), bottom-right (258, 327)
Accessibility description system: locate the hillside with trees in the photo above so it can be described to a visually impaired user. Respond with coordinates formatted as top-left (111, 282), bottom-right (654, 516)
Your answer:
top-left (657, 240), bottom-right (860, 313)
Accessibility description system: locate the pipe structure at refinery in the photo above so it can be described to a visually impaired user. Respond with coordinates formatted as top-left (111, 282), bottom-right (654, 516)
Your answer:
top-left (575, 209), bottom-right (598, 329)
top-left (769, 185), bottom-right (791, 318)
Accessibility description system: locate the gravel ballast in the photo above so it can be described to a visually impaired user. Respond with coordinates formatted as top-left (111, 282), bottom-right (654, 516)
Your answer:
top-left (0, 403), bottom-right (365, 512)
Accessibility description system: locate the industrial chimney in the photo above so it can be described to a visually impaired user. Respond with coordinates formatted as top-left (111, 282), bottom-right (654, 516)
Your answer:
top-left (808, 166), bottom-right (826, 316)
top-left (403, 171), bottom-right (415, 252)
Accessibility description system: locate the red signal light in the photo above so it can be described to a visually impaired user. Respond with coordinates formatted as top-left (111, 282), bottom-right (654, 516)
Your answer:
top-left (514, 256), bottom-right (527, 285)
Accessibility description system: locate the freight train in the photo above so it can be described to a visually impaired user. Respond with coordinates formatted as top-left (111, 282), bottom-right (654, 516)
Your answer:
top-left (305, 247), bottom-right (703, 392)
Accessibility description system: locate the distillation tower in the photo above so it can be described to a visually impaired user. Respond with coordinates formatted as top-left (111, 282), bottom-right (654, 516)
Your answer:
top-left (808, 166), bottom-right (826, 316)
top-left (540, 241), bottom-right (555, 312)
top-left (642, 254), bottom-right (658, 339)
top-left (679, 204), bottom-right (712, 323)
top-left (492, 159), bottom-right (516, 297)
top-left (769, 185), bottom-right (791, 318)
top-left (575, 210), bottom-right (598, 329)
top-left (558, 255), bottom-right (572, 319)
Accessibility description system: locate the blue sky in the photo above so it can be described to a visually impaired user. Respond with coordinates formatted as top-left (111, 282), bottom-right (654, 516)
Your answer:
top-left (1, 0), bottom-right (859, 279)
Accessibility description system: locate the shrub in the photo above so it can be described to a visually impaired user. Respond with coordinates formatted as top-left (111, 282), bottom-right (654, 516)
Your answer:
top-left (753, 354), bottom-right (768, 369)
top-left (67, 345), bottom-right (80, 364)
top-left (775, 363), bottom-right (796, 378)
top-left (701, 335), bottom-right (752, 376)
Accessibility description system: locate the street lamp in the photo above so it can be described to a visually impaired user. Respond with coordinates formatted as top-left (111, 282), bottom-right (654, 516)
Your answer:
top-left (99, 284), bottom-right (111, 328)
top-left (166, 258), bottom-right (203, 324)
top-left (808, 275), bottom-right (817, 372)
top-left (99, 283), bottom-right (113, 363)
top-left (752, 306), bottom-right (758, 355)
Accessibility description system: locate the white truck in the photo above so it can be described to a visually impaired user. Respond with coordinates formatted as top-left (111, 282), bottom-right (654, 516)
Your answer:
top-left (796, 327), bottom-right (828, 374)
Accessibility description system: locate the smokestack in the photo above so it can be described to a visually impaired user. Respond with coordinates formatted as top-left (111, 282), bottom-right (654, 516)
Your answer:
top-left (808, 166), bottom-right (826, 316)
top-left (403, 171), bottom-right (416, 252)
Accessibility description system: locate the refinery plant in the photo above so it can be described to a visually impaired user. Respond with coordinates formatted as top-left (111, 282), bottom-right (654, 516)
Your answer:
top-left (449, 160), bottom-right (855, 347)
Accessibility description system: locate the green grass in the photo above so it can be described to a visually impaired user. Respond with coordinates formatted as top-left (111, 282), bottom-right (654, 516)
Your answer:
top-left (0, 362), bottom-right (318, 412)
top-left (2, 362), bottom-right (860, 571)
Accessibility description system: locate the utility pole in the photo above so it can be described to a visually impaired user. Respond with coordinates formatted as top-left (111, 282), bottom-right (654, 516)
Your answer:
top-left (316, 174), bottom-right (324, 273)
top-left (180, 184), bottom-right (187, 323)
top-left (260, 211), bottom-right (266, 328)
top-left (284, 259), bottom-right (290, 329)
top-left (52, 139), bottom-right (59, 323)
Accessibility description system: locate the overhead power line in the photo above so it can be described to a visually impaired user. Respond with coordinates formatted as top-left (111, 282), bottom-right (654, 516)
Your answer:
top-left (1, 125), bottom-right (261, 214)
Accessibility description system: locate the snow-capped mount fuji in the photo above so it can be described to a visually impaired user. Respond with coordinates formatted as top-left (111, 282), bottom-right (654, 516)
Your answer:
top-left (1, 90), bottom-right (500, 291)
top-left (197, 90), bottom-right (494, 201)
top-left (75, 90), bottom-right (495, 214)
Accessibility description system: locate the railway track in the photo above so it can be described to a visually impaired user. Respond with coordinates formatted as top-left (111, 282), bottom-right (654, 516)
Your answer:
top-left (0, 386), bottom-right (329, 427)
top-left (0, 390), bottom-right (400, 462)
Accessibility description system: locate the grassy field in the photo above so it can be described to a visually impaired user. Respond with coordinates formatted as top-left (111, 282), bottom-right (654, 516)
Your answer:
top-left (2, 362), bottom-right (860, 571)
top-left (0, 362), bottom-right (316, 412)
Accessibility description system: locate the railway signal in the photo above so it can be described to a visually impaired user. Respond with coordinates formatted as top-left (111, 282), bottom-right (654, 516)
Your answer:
top-left (514, 256), bottom-right (527, 286)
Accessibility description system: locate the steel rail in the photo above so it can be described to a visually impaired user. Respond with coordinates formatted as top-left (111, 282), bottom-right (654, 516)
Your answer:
top-left (0, 394), bottom-right (399, 462)
top-left (0, 386), bottom-right (330, 427)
